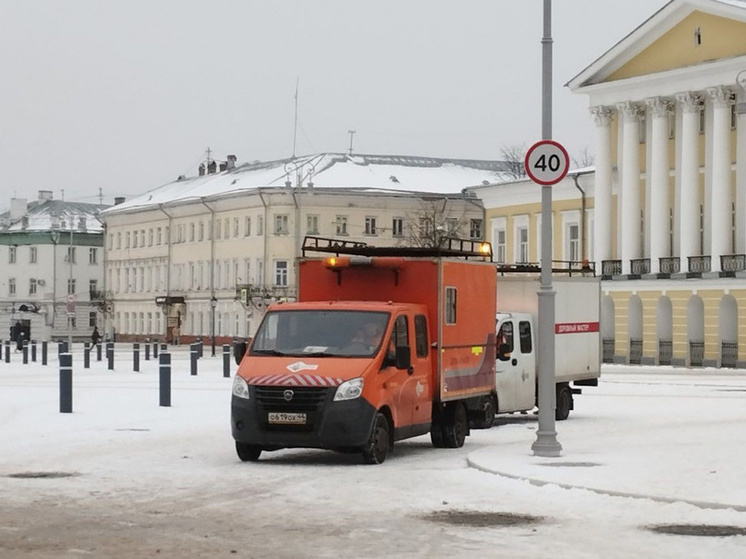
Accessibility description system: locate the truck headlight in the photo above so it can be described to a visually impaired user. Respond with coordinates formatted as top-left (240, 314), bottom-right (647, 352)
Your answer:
top-left (333, 378), bottom-right (364, 401)
top-left (232, 375), bottom-right (250, 400)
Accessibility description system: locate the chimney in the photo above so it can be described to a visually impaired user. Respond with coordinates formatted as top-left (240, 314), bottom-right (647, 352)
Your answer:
top-left (38, 190), bottom-right (53, 202)
top-left (207, 160), bottom-right (217, 174)
top-left (219, 161), bottom-right (228, 172)
top-left (21, 216), bottom-right (29, 229)
top-left (114, 197), bottom-right (126, 205)
top-left (227, 154), bottom-right (237, 170)
top-left (10, 198), bottom-right (27, 221)
top-left (198, 163), bottom-right (206, 176)
top-left (78, 217), bottom-right (87, 231)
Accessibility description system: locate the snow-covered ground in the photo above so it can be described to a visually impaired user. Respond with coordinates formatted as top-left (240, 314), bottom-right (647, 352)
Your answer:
top-left (1, 347), bottom-right (745, 558)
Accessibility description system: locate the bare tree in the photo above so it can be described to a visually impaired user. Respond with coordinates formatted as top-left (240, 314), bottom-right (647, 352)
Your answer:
top-left (402, 198), bottom-right (473, 248)
top-left (571, 147), bottom-right (595, 169)
top-left (500, 143), bottom-right (527, 179)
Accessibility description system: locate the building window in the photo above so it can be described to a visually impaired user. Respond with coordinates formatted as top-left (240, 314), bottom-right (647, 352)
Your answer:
top-left (68, 278), bottom-right (76, 295)
top-left (9, 278), bottom-right (16, 296)
top-left (336, 215), bottom-right (348, 235)
top-left (233, 218), bottom-right (240, 237)
top-left (149, 229), bottom-right (154, 246)
top-left (199, 222), bottom-right (204, 241)
top-left (29, 247), bottom-right (37, 264)
top-left (244, 216), bottom-right (251, 236)
top-left (190, 223), bottom-right (195, 242)
top-left (125, 232), bottom-right (131, 248)
top-left (66, 247), bottom-right (76, 264)
top-left (29, 278), bottom-right (37, 295)
top-left (306, 214), bottom-right (319, 235)
top-left (215, 220), bottom-right (221, 239)
top-left (140, 230), bottom-right (145, 246)
top-left (274, 214), bottom-right (289, 235)
top-left (89, 248), bottom-right (98, 264)
top-left (156, 227), bottom-right (162, 245)
top-left (567, 224), bottom-right (580, 262)
top-left (9, 246), bottom-right (16, 264)
top-left (133, 231), bottom-right (138, 248)
top-left (117, 232), bottom-right (122, 249)
top-left (257, 216), bottom-right (264, 236)
top-left (470, 219), bottom-right (483, 240)
top-left (274, 260), bottom-right (288, 287)
top-left (364, 216), bottom-right (377, 236)
top-left (392, 217), bottom-right (403, 237)
top-left (496, 229), bottom-right (506, 263)
top-left (89, 312), bottom-right (97, 328)
top-left (517, 227), bottom-right (529, 263)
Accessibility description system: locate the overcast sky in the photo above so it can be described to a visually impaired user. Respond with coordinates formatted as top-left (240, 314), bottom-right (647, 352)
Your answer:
top-left (0, 0), bottom-right (665, 206)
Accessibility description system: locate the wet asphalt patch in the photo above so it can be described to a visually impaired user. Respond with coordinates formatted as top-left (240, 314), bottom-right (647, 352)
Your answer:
top-left (647, 524), bottom-right (746, 537)
top-left (6, 471), bottom-right (80, 479)
top-left (421, 510), bottom-right (543, 528)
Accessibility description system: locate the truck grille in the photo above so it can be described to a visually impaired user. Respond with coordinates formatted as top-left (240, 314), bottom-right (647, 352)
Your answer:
top-left (254, 386), bottom-right (329, 413)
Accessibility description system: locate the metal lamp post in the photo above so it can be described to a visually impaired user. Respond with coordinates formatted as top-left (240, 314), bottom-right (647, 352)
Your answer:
top-left (210, 296), bottom-right (217, 356)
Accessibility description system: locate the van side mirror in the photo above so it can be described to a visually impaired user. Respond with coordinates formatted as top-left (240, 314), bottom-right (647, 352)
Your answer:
top-left (497, 343), bottom-right (511, 361)
top-left (395, 346), bottom-right (411, 370)
top-left (234, 341), bottom-right (248, 366)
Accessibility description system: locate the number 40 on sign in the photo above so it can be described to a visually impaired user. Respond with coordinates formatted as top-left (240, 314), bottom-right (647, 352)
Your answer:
top-left (524, 140), bottom-right (570, 186)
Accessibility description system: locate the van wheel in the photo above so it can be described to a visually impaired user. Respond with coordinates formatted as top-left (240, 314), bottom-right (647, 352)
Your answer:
top-left (471, 395), bottom-right (497, 429)
top-left (555, 384), bottom-right (573, 421)
top-left (235, 442), bottom-right (262, 462)
top-left (430, 421), bottom-right (446, 448)
top-left (362, 413), bottom-right (390, 464)
top-left (443, 403), bottom-right (468, 448)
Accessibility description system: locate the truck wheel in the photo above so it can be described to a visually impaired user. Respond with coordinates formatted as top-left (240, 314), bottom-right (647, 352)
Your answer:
top-left (471, 395), bottom-right (497, 430)
top-left (430, 422), bottom-right (446, 448)
top-left (443, 403), bottom-right (468, 448)
top-left (555, 384), bottom-right (573, 421)
top-left (361, 413), bottom-right (390, 464)
top-left (235, 442), bottom-right (262, 462)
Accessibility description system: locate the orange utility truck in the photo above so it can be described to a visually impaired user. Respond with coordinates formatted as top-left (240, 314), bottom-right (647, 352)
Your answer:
top-left (231, 236), bottom-right (497, 464)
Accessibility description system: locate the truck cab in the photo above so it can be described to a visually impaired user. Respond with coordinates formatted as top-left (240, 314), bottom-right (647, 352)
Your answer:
top-left (495, 312), bottom-right (537, 413)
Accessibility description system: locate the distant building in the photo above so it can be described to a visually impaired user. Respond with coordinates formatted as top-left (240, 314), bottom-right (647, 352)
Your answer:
top-left (100, 152), bottom-right (511, 343)
top-left (0, 191), bottom-right (110, 342)
top-left (473, 0), bottom-right (746, 368)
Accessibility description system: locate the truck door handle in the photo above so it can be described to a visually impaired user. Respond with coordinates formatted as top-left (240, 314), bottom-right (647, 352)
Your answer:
top-left (407, 366), bottom-right (414, 376)
top-left (511, 358), bottom-right (517, 366)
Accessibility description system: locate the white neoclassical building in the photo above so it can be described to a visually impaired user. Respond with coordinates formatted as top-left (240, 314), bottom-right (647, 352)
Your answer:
top-left (100, 153), bottom-right (510, 345)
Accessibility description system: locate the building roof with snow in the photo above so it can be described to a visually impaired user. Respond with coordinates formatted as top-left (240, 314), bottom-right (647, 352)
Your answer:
top-left (102, 153), bottom-right (515, 215)
top-left (0, 191), bottom-right (109, 234)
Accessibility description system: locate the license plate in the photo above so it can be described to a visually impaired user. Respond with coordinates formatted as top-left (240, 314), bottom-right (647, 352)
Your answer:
top-left (268, 412), bottom-right (307, 425)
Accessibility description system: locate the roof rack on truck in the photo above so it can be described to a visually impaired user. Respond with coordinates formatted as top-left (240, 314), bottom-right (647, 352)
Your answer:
top-left (496, 260), bottom-right (596, 277)
top-left (301, 235), bottom-right (493, 261)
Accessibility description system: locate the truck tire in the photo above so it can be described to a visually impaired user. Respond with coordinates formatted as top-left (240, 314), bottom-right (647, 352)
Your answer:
top-left (235, 442), bottom-right (262, 462)
top-left (442, 403), bottom-right (468, 448)
top-left (361, 413), bottom-right (390, 464)
top-left (430, 421), bottom-right (446, 448)
top-left (470, 394), bottom-right (497, 430)
top-left (555, 384), bottom-right (573, 421)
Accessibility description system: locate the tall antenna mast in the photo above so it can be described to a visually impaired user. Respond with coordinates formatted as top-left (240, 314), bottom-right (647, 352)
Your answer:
top-left (292, 77), bottom-right (299, 158)
top-left (348, 130), bottom-right (356, 156)
top-left (206, 147), bottom-right (213, 164)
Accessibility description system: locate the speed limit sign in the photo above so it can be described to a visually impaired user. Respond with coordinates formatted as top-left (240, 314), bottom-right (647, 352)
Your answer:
top-left (524, 140), bottom-right (570, 186)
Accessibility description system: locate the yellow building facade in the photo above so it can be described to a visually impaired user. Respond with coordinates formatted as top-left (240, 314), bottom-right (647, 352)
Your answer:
top-left (473, 0), bottom-right (746, 368)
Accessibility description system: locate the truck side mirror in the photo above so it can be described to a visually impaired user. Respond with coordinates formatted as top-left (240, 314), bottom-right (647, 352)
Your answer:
top-left (395, 346), bottom-right (411, 370)
top-left (234, 341), bottom-right (248, 366)
top-left (497, 343), bottom-right (511, 361)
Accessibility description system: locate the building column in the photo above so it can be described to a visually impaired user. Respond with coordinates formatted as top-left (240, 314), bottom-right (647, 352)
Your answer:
top-left (737, 83), bottom-right (746, 254)
top-left (646, 97), bottom-right (672, 274)
top-left (590, 106), bottom-right (614, 271)
top-left (706, 86), bottom-right (734, 271)
top-left (675, 92), bottom-right (702, 267)
top-left (617, 101), bottom-right (643, 275)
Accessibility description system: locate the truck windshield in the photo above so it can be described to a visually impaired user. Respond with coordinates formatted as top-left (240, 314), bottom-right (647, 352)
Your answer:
top-left (250, 310), bottom-right (390, 358)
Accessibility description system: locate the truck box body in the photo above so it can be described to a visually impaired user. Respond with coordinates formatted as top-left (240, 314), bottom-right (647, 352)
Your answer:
top-left (495, 275), bottom-right (601, 382)
top-left (298, 257), bottom-right (497, 401)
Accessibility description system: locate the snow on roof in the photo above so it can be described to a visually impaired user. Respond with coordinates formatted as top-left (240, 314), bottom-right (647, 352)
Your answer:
top-left (0, 199), bottom-right (109, 233)
top-left (103, 153), bottom-right (514, 214)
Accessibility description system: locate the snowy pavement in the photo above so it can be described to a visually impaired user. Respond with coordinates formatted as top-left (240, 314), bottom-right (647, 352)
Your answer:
top-left (1, 347), bottom-right (746, 558)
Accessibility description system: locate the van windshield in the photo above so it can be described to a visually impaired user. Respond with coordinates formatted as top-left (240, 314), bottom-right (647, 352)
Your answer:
top-left (250, 310), bottom-right (390, 358)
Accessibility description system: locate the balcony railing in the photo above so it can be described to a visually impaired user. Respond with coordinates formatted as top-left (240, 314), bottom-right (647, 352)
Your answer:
top-left (721, 254), bottom-right (746, 273)
top-left (659, 257), bottom-right (680, 275)
top-left (687, 255), bottom-right (711, 274)
top-left (689, 340), bottom-right (705, 367)
top-left (630, 258), bottom-right (650, 276)
top-left (602, 338), bottom-right (615, 363)
top-left (658, 340), bottom-right (673, 366)
top-left (629, 338), bottom-right (643, 365)
top-left (601, 260), bottom-right (622, 277)
top-left (721, 341), bottom-right (738, 368)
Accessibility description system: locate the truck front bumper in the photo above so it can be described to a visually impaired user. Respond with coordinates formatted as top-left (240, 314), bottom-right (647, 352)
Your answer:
top-left (231, 387), bottom-right (376, 450)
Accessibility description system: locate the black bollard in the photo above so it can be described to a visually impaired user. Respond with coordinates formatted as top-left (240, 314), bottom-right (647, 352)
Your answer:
top-left (160, 343), bottom-right (167, 355)
top-left (31, 340), bottom-right (37, 362)
top-left (153, 341), bottom-right (159, 359)
top-left (197, 338), bottom-right (203, 358)
top-left (96, 342), bottom-right (102, 361)
top-left (59, 353), bottom-right (72, 413)
top-left (190, 343), bottom-right (198, 376)
top-left (145, 343), bottom-right (150, 361)
top-left (159, 351), bottom-right (171, 407)
top-left (5, 340), bottom-right (10, 363)
top-left (83, 342), bottom-right (90, 369)
top-left (22, 340), bottom-right (29, 364)
top-left (133, 343), bottom-right (140, 372)
top-left (107, 341), bottom-right (114, 371)
top-left (222, 344), bottom-right (231, 378)
top-left (0, 339), bottom-right (3, 362)
top-left (41, 341), bottom-right (48, 365)
top-left (58, 341), bottom-right (64, 359)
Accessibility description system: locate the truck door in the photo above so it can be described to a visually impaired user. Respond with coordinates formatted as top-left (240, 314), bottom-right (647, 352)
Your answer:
top-left (513, 319), bottom-right (537, 411)
top-left (495, 319), bottom-right (519, 412)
